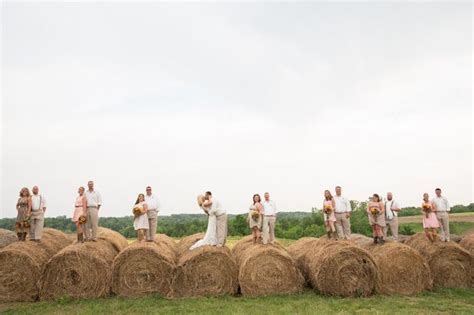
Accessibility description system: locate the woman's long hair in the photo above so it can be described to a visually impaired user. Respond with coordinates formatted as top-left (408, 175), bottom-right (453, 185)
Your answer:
top-left (135, 193), bottom-right (145, 205)
top-left (372, 194), bottom-right (380, 202)
top-left (19, 187), bottom-right (30, 198)
top-left (253, 194), bottom-right (261, 204)
top-left (324, 190), bottom-right (333, 201)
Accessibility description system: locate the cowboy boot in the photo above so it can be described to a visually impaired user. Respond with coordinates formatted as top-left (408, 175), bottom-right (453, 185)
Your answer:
top-left (17, 233), bottom-right (22, 241)
top-left (379, 236), bottom-right (385, 245)
top-left (78, 233), bottom-right (84, 243)
top-left (327, 231), bottom-right (331, 239)
top-left (373, 236), bottom-right (378, 244)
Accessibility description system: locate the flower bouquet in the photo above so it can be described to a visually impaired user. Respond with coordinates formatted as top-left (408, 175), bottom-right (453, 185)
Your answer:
top-left (133, 206), bottom-right (145, 217)
top-left (323, 205), bottom-right (333, 214)
top-left (78, 215), bottom-right (87, 224)
top-left (422, 203), bottom-right (432, 218)
top-left (250, 210), bottom-right (260, 220)
top-left (370, 207), bottom-right (379, 216)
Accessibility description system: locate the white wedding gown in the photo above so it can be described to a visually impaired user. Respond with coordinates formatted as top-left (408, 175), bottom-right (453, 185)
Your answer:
top-left (190, 209), bottom-right (218, 250)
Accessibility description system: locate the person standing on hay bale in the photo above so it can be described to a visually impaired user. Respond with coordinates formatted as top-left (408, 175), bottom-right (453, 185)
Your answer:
top-left (203, 191), bottom-right (227, 246)
top-left (85, 180), bottom-right (102, 242)
top-left (323, 190), bottom-right (337, 239)
top-left (262, 192), bottom-right (277, 244)
top-left (422, 193), bottom-right (439, 242)
top-left (334, 186), bottom-right (352, 240)
top-left (383, 192), bottom-right (401, 241)
top-left (190, 195), bottom-right (218, 249)
top-left (30, 186), bottom-right (47, 242)
top-left (16, 187), bottom-right (32, 241)
top-left (72, 187), bottom-right (88, 243)
top-left (248, 194), bottom-right (263, 243)
top-left (431, 188), bottom-right (451, 242)
top-left (133, 193), bottom-right (149, 242)
top-left (145, 186), bottom-right (161, 242)
top-left (367, 193), bottom-right (386, 244)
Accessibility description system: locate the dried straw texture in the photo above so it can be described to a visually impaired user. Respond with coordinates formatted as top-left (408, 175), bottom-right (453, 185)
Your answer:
top-left (0, 228), bottom-right (72, 302)
top-left (349, 233), bottom-right (373, 246)
top-left (361, 242), bottom-right (433, 295)
top-left (0, 228), bottom-right (17, 249)
top-left (174, 245), bottom-right (239, 298)
top-left (153, 234), bottom-right (178, 260)
top-left (405, 233), bottom-right (472, 288)
top-left (287, 237), bottom-right (320, 280)
top-left (176, 233), bottom-right (205, 256)
top-left (304, 239), bottom-right (378, 297)
top-left (233, 237), bottom-right (304, 297)
top-left (459, 234), bottom-right (474, 256)
top-left (112, 241), bottom-right (176, 298)
top-left (39, 228), bottom-right (128, 300)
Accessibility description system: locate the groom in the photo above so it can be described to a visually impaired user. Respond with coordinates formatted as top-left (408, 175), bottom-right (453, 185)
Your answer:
top-left (202, 191), bottom-right (227, 246)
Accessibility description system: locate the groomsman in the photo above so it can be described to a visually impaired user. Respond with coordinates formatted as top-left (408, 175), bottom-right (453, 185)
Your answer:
top-left (145, 186), bottom-right (161, 242)
top-left (262, 192), bottom-right (277, 244)
top-left (334, 186), bottom-right (352, 240)
top-left (432, 188), bottom-right (451, 242)
top-left (30, 186), bottom-right (46, 241)
top-left (85, 181), bottom-right (102, 241)
top-left (383, 192), bottom-right (401, 241)
top-left (204, 191), bottom-right (227, 246)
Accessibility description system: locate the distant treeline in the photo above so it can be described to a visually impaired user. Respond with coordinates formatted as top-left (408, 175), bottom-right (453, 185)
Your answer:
top-left (1, 202), bottom-right (472, 239)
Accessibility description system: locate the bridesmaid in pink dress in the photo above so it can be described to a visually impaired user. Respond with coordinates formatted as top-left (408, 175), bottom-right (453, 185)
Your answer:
top-left (72, 187), bottom-right (88, 243)
top-left (422, 193), bottom-right (439, 242)
top-left (323, 190), bottom-right (337, 239)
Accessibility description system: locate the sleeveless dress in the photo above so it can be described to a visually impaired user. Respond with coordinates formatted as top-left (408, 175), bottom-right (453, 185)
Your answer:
top-left (16, 197), bottom-right (29, 232)
top-left (133, 201), bottom-right (149, 230)
top-left (422, 202), bottom-right (439, 228)
top-left (248, 203), bottom-right (263, 229)
top-left (190, 206), bottom-right (218, 250)
top-left (368, 201), bottom-right (386, 227)
top-left (323, 200), bottom-right (336, 222)
top-left (72, 196), bottom-right (85, 222)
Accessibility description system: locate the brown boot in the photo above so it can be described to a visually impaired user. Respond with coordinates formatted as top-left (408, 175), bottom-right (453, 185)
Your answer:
top-left (17, 233), bottom-right (22, 241)
top-left (327, 231), bottom-right (331, 239)
top-left (78, 233), bottom-right (84, 243)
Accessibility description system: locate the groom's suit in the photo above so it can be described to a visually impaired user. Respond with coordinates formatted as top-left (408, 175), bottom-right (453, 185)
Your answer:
top-left (209, 199), bottom-right (227, 246)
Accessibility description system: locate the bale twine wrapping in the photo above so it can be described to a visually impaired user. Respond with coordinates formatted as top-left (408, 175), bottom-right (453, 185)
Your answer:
top-left (0, 228), bottom-right (17, 249)
top-left (361, 242), bottom-right (433, 295)
top-left (112, 241), bottom-right (176, 298)
top-left (176, 233), bottom-right (205, 256)
top-left (173, 245), bottom-right (238, 298)
top-left (405, 233), bottom-right (472, 288)
top-left (39, 228), bottom-right (128, 300)
top-left (304, 239), bottom-right (378, 297)
top-left (287, 237), bottom-right (320, 280)
top-left (459, 234), bottom-right (474, 256)
top-left (0, 228), bottom-right (72, 302)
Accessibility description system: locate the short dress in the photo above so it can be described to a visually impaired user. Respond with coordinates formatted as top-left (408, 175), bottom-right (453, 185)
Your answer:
top-left (422, 202), bottom-right (439, 228)
top-left (323, 200), bottom-right (336, 222)
top-left (72, 196), bottom-right (85, 223)
top-left (133, 202), bottom-right (149, 230)
top-left (248, 203), bottom-right (263, 229)
top-left (368, 202), bottom-right (386, 227)
top-left (16, 197), bottom-right (30, 232)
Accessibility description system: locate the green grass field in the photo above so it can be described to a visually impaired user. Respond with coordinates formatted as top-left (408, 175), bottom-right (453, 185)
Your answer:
top-left (1, 288), bottom-right (473, 314)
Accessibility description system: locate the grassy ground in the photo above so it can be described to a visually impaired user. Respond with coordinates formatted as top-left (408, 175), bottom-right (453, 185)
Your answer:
top-left (1, 288), bottom-right (473, 314)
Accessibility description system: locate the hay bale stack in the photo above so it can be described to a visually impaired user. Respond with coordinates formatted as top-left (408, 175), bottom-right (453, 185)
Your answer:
top-left (459, 234), bottom-right (474, 256)
top-left (174, 245), bottom-right (238, 298)
top-left (405, 233), bottom-right (472, 288)
top-left (233, 238), bottom-right (304, 297)
top-left (154, 234), bottom-right (178, 259)
top-left (0, 228), bottom-right (72, 302)
top-left (303, 239), bottom-right (378, 297)
top-left (361, 242), bottom-right (432, 295)
top-left (39, 228), bottom-right (128, 300)
top-left (0, 228), bottom-right (17, 249)
top-left (287, 237), bottom-right (320, 279)
top-left (176, 233), bottom-right (205, 256)
top-left (350, 233), bottom-right (373, 246)
top-left (112, 241), bottom-right (176, 298)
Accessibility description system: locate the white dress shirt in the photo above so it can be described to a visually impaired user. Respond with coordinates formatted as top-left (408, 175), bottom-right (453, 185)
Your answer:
top-left (31, 194), bottom-right (46, 211)
top-left (208, 198), bottom-right (226, 216)
top-left (145, 194), bottom-right (161, 211)
top-left (334, 195), bottom-right (352, 213)
top-left (85, 190), bottom-right (102, 207)
top-left (384, 199), bottom-right (401, 219)
top-left (262, 200), bottom-right (277, 216)
top-left (431, 196), bottom-right (450, 212)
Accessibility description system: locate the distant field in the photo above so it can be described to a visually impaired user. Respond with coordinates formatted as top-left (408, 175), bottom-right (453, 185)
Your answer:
top-left (398, 212), bottom-right (474, 223)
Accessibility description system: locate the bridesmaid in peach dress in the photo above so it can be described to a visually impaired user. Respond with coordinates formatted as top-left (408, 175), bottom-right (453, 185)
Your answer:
top-left (72, 187), bottom-right (88, 243)
top-left (323, 190), bottom-right (337, 239)
top-left (422, 193), bottom-right (439, 242)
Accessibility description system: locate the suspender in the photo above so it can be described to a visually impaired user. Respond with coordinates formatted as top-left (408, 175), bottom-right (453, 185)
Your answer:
top-left (385, 200), bottom-right (395, 219)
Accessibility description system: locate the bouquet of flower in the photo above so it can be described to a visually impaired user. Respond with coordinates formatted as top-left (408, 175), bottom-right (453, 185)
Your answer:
top-left (250, 210), bottom-right (260, 220)
top-left (370, 207), bottom-right (379, 215)
top-left (133, 206), bottom-right (145, 217)
top-left (324, 205), bottom-right (333, 214)
top-left (78, 215), bottom-right (87, 224)
top-left (422, 203), bottom-right (432, 218)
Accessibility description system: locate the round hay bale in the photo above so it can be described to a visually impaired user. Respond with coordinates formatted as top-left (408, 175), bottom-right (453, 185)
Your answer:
top-left (112, 241), bottom-right (176, 298)
top-left (154, 234), bottom-right (177, 260)
top-left (305, 239), bottom-right (378, 297)
top-left (287, 237), bottom-right (320, 280)
top-left (361, 242), bottom-right (433, 295)
top-left (97, 227), bottom-right (128, 252)
top-left (0, 228), bottom-right (72, 302)
top-left (405, 233), bottom-right (472, 288)
top-left (0, 228), bottom-right (17, 249)
top-left (349, 233), bottom-right (373, 246)
top-left (174, 245), bottom-right (238, 298)
top-left (176, 233), bottom-right (205, 256)
top-left (231, 235), bottom-right (285, 266)
top-left (459, 234), bottom-right (474, 256)
top-left (236, 242), bottom-right (304, 297)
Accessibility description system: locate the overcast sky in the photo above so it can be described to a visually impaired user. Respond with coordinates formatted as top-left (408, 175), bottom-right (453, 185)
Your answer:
top-left (1, 1), bottom-right (472, 218)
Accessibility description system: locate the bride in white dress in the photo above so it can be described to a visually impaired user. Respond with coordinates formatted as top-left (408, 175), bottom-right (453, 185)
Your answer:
top-left (190, 195), bottom-right (218, 250)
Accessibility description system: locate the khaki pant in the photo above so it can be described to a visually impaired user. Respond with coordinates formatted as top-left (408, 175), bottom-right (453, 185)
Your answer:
top-left (216, 214), bottom-right (228, 245)
top-left (436, 211), bottom-right (450, 241)
top-left (262, 216), bottom-right (276, 244)
top-left (335, 212), bottom-right (351, 240)
top-left (383, 216), bottom-right (399, 240)
top-left (29, 211), bottom-right (44, 240)
top-left (146, 209), bottom-right (158, 241)
top-left (85, 207), bottom-right (99, 240)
